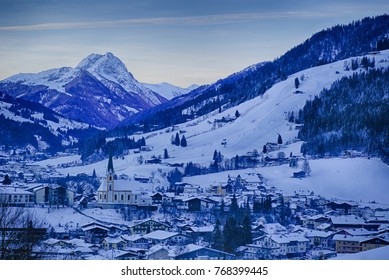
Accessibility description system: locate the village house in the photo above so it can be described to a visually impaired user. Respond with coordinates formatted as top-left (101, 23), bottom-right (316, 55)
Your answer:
top-left (173, 244), bottom-right (235, 260)
top-left (121, 234), bottom-right (152, 249)
top-left (304, 229), bottom-right (335, 248)
top-left (253, 233), bottom-right (310, 259)
top-left (325, 201), bottom-right (360, 215)
top-left (360, 232), bottom-right (389, 251)
top-left (102, 236), bottom-right (126, 250)
top-left (81, 223), bottom-right (109, 244)
top-left (143, 230), bottom-right (190, 246)
top-left (147, 244), bottom-right (172, 260)
top-left (128, 219), bottom-right (171, 235)
top-left (182, 197), bottom-right (218, 212)
top-left (329, 215), bottom-right (367, 231)
top-left (0, 186), bottom-right (35, 206)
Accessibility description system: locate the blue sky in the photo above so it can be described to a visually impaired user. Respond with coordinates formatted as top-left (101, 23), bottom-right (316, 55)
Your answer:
top-left (0, 0), bottom-right (387, 87)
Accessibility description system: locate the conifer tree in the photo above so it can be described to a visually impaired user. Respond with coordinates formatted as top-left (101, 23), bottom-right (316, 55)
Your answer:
top-left (180, 135), bottom-right (187, 147)
top-left (277, 134), bottom-right (283, 145)
top-left (212, 218), bottom-right (224, 251)
top-left (242, 215), bottom-right (253, 245)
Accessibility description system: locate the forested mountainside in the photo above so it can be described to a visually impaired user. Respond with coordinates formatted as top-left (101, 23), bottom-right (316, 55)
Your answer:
top-left (298, 67), bottom-right (389, 163)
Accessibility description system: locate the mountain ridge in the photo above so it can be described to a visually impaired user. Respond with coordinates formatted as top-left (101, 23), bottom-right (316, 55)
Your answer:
top-left (0, 52), bottom-right (168, 129)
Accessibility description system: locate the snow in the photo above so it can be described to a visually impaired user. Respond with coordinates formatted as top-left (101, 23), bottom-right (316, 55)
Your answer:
top-left (143, 82), bottom-right (199, 100)
top-left (333, 245), bottom-right (389, 260)
top-left (77, 52), bottom-right (164, 106)
top-left (34, 50), bottom-right (389, 207)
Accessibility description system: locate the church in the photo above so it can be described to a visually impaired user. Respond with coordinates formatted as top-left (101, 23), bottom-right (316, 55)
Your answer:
top-left (96, 153), bottom-right (146, 208)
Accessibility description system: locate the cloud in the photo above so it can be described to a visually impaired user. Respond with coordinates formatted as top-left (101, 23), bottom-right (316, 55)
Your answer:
top-left (0, 11), bottom-right (347, 32)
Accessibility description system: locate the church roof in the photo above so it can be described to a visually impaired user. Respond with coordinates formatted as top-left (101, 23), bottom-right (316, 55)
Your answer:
top-left (107, 152), bottom-right (114, 173)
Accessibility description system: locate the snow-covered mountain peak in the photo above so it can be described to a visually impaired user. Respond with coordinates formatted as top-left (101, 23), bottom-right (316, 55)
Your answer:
top-left (143, 82), bottom-right (200, 100)
top-left (76, 52), bottom-right (130, 82)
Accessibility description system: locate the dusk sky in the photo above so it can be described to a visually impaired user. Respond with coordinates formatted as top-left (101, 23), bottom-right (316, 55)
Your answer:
top-left (0, 0), bottom-right (388, 87)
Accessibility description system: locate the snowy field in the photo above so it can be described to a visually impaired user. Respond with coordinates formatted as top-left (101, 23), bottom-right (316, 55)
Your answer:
top-left (35, 50), bottom-right (389, 207)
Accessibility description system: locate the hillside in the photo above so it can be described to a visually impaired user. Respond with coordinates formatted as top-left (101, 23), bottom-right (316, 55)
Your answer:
top-left (121, 15), bottom-right (389, 132)
top-left (0, 92), bottom-right (98, 152)
top-left (37, 50), bottom-right (389, 205)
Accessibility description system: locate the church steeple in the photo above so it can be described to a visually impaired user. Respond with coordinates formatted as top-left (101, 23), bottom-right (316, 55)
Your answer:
top-left (107, 151), bottom-right (114, 173)
top-left (106, 152), bottom-right (115, 193)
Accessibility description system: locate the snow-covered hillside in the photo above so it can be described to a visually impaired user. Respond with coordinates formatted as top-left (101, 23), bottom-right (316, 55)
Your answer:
top-left (143, 82), bottom-right (199, 100)
top-left (37, 50), bottom-right (389, 205)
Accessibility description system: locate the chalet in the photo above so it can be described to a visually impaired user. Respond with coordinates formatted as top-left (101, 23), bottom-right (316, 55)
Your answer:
top-left (121, 234), bottom-right (152, 249)
top-left (128, 219), bottom-right (171, 235)
top-left (102, 236), bottom-right (126, 250)
top-left (183, 197), bottom-right (218, 212)
top-left (330, 215), bottom-right (366, 230)
top-left (304, 230), bottom-right (334, 248)
top-left (360, 232), bottom-right (389, 251)
top-left (114, 251), bottom-right (139, 260)
top-left (81, 224), bottom-right (109, 244)
top-left (186, 225), bottom-right (214, 241)
top-left (134, 175), bottom-right (150, 183)
top-left (147, 245), bottom-right (171, 260)
top-left (325, 201), bottom-right (360, 215)
top-left (253, 233), bottom-right (310, 259)
top-left (173, 244), bottom-right (235, 260)
top-left (151, 192), bottom-right (163, 204)
top-left (333, 234), bottom-right (364, 253)
top-left (143, 230), bottom-right (190, 246)
top-left (183, 184), bottom-right (201, 194)
top-left (302, 215), bottom-right (331, 230)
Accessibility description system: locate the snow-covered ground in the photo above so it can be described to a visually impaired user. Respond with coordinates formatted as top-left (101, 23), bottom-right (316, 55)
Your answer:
top-left (35, 50), bottom-right (389, 205)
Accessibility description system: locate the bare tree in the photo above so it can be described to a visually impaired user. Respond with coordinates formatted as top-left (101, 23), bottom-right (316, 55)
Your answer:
top-left (0, 196), bottom-right (46, 259)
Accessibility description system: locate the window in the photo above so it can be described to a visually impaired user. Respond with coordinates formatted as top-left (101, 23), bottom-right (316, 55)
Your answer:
top-left (121, 195), bottom-right (124, 201)
top-left (128, 194), bottom-right (131, 200)
top-left (114, 195), bottom-right (117, 201)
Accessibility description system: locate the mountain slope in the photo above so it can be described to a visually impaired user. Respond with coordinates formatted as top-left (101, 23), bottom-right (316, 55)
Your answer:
top-left (52, 51), bottom-right (389, 205)
top-left (298, 67), bottom-right (389, 162)
top-left (0, 92), bottom-right (99, 152)
top-left (143, 82), bottom-right (199, 100)
top-left (0, 53), bottom-right (167, 129)
top-left (120, 14), bottom-right (389, 132)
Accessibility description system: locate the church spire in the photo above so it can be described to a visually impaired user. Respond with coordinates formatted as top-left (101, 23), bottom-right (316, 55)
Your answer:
top-left (107, 151), bottom-right (114, 173)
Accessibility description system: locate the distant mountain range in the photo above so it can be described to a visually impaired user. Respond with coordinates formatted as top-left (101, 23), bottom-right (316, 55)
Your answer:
top-left (143, 82), bottom-right (199, 100)
top-left (0, 52), bottom-right (192, 129)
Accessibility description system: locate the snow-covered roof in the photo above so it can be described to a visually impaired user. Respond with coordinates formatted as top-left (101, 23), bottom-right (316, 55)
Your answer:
top-left (270, 233), bottom-right (309, 244)
top-left (332, 234), bottom-right (365, 242)
top-left (330, 215), bottom-right (365, 225)
top-left (337, 228), bottom-right (372, 236)
top-left (143, 230), bottom-right (180, 240)
top-left (316, 223), bottom-right (332, 230)
top-left (103, 236), bottom-right (125, 244)
top-left (304, 229), bottom-right (334, 238)
top-left (0, 186), bottom-right (33, 195)
top-left (98, 179), bottom-right (153, 192)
